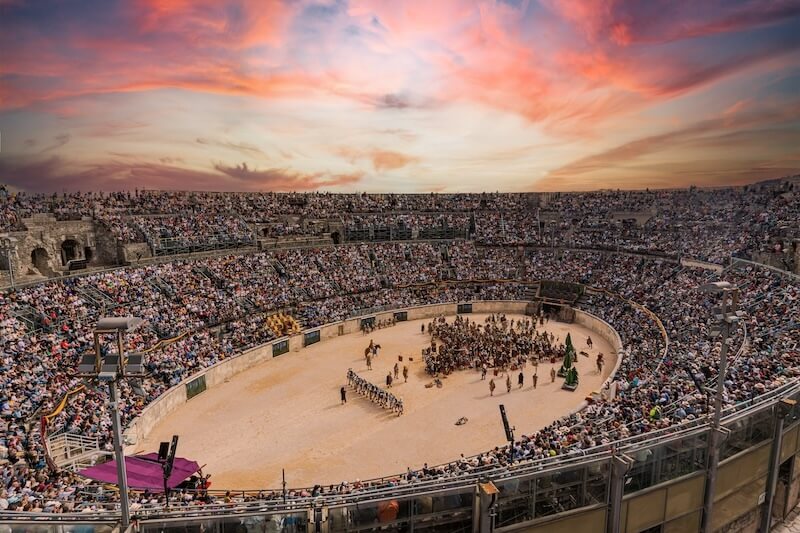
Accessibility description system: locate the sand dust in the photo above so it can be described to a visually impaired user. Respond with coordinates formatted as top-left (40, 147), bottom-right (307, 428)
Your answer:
top-left (137, 314), bottom-right (616, 490)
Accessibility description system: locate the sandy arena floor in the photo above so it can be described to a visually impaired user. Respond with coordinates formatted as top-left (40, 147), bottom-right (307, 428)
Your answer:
top-left (137, 314), bottom-right (616, 490)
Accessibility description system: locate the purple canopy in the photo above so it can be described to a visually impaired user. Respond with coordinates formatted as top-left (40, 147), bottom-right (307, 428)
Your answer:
top-left (79, 453), bottom-right (201, 491)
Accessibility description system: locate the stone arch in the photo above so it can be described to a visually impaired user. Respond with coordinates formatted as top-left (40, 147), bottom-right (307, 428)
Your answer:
top-left (60, 239), bottom-right (80, 266)
top-left (31, 247), bottom-right (52, 274)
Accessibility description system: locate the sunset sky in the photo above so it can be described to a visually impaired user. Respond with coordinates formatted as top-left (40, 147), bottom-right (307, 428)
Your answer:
top-left (1, 0), bottom-right (800, 193)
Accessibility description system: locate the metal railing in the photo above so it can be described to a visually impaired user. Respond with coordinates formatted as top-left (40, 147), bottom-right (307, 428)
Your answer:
top-left (3, 385), bottom-right (795, 528)
top-left (47, 432), bottom-right (112, 471)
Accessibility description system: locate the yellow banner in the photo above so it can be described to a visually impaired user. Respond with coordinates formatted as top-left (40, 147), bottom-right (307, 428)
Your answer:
top-left (43, 384), bottom-right (86, 423)
top-left (142, 331), bottom-right (188, 353)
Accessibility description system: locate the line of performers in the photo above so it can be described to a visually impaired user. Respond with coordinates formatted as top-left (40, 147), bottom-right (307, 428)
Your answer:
top-left (347, 368), bottom-right (404, 416)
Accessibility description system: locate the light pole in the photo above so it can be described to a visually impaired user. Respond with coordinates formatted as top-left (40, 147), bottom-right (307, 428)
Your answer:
top-left (699, 281), bottom-right (741, 533)
top-left (761, 398), bottom-right (797, 532)
top-left (0, 236), bottom-right (16, 288)
top-left (76, 316), bottom-right (145, 529)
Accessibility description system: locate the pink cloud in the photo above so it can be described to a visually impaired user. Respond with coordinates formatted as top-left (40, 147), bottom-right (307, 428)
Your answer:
top-left (3, 0), bottom-right (798, 136)
top-left (2, 0), bottom-right (800, 194)
top-left (0, 0), bottom-right (312, 110)
top-left (133, 0), bottom-right (295, 48)
top-left (0, 156), bottom-right (363, 192)
top-left (347, 0), bottom-right (478, 47)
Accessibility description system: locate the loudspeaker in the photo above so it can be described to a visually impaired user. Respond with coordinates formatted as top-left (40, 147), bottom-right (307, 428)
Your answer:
top-left (158, 442), bottom-right (169, 462)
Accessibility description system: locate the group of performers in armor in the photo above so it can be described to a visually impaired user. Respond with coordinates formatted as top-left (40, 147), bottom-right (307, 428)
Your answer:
top-left (347, 368), bottom-right (404, 415)
top-left (345, 314), bottom-right (605, 412)
top-left (361, 317), bottom-right (397, 334)
top-left (423, 314), bottom-right (555, 375)
top-left (422, 314), bottom-right (605, 388)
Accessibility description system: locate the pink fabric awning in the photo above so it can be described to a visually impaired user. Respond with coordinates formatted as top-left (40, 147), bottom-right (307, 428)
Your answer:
top-left (79, 453), bottom-right (200, 491)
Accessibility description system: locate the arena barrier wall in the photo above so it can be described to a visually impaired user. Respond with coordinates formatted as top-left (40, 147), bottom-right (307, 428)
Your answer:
top-left (16, 382), bottom-right (798, 532)
top-left (573, 308), bottom-right (624, 403)
top-left (123, 300), bottom-right (616, 453)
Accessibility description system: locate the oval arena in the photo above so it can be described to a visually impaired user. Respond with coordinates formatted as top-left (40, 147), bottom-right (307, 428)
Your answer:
top-left (0, 187), bottom-right (798, 533)
top-left (134, 308), bottom-right (617, 490)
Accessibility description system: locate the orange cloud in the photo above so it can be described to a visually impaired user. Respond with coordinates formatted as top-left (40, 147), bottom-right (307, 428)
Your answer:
top-left (370, 150), bottom-right (419, 171)
top-left (544, 101), bottom-right (800, 188)
top-left (336, 147), bottom-right (419, 172)
top-left (2, 0), bottom-right (800, 193)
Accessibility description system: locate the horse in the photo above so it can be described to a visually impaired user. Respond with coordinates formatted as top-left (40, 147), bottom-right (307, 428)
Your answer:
top-left (364, 343), bottom-right (381, 358)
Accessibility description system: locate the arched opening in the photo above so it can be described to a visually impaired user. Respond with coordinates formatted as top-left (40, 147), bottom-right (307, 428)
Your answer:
top-left (331, 231), bottom-right (341, 245)
top-left (60, 239), bottom-right (79, 266)
top-left (31, 247), bottom-right (51, 273)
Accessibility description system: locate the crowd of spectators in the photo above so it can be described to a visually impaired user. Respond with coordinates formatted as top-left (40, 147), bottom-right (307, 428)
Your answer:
top-left (3, 181), bottom-right (795, 265)
top-left (0, 181), bottom-right (799, 514)
top-left (133, 215), bottom-right (254, 250)
top-left (451, 244), bottom-right (520, 280)
top-left (1, 239), bottom-right (796, 512)
top-left (344, 213), bottom-right (470, 232)
top-left (366, 243), bottom-right (443, 286)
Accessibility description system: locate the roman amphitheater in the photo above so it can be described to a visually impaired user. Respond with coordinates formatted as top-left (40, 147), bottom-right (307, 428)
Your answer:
top-left (1, 183), bottom-right (799, 533)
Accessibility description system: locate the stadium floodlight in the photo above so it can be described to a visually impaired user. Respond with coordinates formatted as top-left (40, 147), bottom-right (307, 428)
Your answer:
top-left (73, 316), bottom-right (147, 529)
top-left (699, 282), bottom-right (740, 533)
top-left (700, 281), bottom-right (736, 293)
top-left (77, 317), bottom-right (146, 379)
top-left (96, 316), bottom-right (144, 331)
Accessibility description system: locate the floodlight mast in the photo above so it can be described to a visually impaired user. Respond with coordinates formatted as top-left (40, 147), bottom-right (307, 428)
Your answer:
top-left (699, 284), bottom-right (740, 533)
top-left (75, 317), bottom-right (146, 529)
